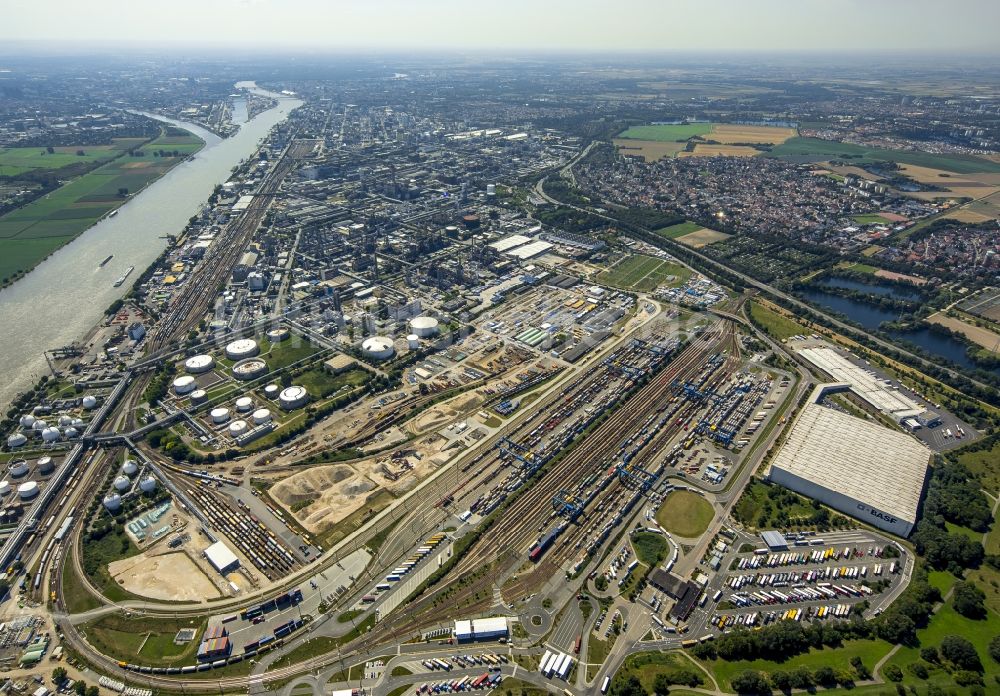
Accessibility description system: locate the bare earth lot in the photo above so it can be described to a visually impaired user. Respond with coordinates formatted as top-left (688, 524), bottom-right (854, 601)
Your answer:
top-left (928, 313), bottom-right (1000, 352)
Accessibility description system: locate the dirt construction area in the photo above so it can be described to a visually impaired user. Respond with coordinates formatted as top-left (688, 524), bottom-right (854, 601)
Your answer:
top-left (108, 551), bottom-right (222, 601)
top-left (928, 313), bottom-right (1000, 352)
top-left (406, 390), bottom-right (485, 433)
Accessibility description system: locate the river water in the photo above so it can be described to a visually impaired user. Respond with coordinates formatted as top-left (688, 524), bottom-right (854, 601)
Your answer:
top-left (0, 84), bottom-right (302, 410)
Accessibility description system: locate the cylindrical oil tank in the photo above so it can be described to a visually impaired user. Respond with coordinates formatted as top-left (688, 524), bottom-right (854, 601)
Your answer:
top-left (172, 375), bottom-right (196, 395)
top-left (184, 354), bottom-right (216, 374)
top-left (232, 358), bottom-right (267, 381)
top-left (17, 481), bottom-right (39, 500)
top-left (225, 338), bottom-right (259, 360)
top-left (266, 328), bottom-right (290, 342)
top-left (263, 384), bottom-right (279, 399)
top-left (407, 334), bottom-right (420, 350)
top-left (82, 395), bottom-right (98, 410)
top-left (278, 386), bottom-right (309, 410)
top-left (19, 414), bottom-right (35, 429)
top-left (139, 476), bottom-right (157, 493)
top-left (41, 427), bottom-right (61, 443)
top-left (190, 389), bottom-right (208, 405)
top-left (6, 434), bottom-right (26, 449)
top-left (361, 336), bottom-right (395, 361)
top-left (9, 460), bottom-right (29, 478)
top-left (409, 316), bottom-right (439, 338)
top-left (252, 408), bottom-right (271, 425)
top-left (229, 420), bottom-right (249, 438)
top-left (36, 456), bottom-right (55, 475)
top-left (211, 407), bottom-right (230, 424)
top-left (235, 396), bottom-right (253, 412)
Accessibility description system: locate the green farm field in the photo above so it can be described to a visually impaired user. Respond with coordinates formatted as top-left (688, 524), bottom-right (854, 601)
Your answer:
top-left (656, 220), bottom-right (703, 238)
top-left (769, 137), bottom-right (1000, 175)
top-left (597, 254), bottom-right (692, 291)
top-left (0, 130), bottom-right (203, 283)
top-left (0, 140), bottom-right (144, 176)
top-left (617, 123), bottom-right (713, 142)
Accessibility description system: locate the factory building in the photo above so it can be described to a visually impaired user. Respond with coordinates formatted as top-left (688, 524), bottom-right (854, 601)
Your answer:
top-left (767, 385), bottom-right (931, 537)
top-left (453, 616), bottom-right (509, 642)
top-left (203, 540), bottom-right (240, 574)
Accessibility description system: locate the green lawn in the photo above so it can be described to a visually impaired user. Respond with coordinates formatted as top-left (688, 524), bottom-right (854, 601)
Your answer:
top-left (81, 614), bottom-right (206, 667)
top-left (597, 254), bottom-right (691, 291)
top-left (769, 137), bottom-right (1000, 174)
top-left (748, 300), bottom-right (810, 341)
top-left (954, 438), bottom-right (1000, 495)
top-left (880, 600), bottom-right (1000, 691)
top-left (852, 214), bottom-right (894, 225)
top-left (656, 221), bottom-right (703, 239)
top-left (267, 637), bottom-right (340, 671)
top-left (297, 367), bottom-right (371, 399)
top-left (610, 652), bottom-right (705, 693)
top-left (656, 490), bottom-right (715, 538)
top-left (632, 531), bottom-right (669, 566)
top-left (617, 124), bottom-right (713, 142)
top-left (700, 639), bottom-right (893, 691)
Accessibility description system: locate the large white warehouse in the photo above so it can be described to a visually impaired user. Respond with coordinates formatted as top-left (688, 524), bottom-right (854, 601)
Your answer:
top-left (767, 385), bottom-right (931, 537)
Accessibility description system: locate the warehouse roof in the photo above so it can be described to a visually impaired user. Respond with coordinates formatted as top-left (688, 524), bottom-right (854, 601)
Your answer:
top-left (204, 540), bottom-right (240, 573)
top-left (797, 347), bottom-right (924, 420)
top-left (768, 399), bottom-right (930, 524)
top-left (489, 234), bottom-right (531, 252)
top-left (507, 240), bottom-right (553, 259)
top-left (472, 616), bottom-right (508, 634)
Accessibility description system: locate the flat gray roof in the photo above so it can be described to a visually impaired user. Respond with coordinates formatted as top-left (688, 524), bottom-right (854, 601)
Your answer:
top-left (768, 402), bottom-right (930, 523)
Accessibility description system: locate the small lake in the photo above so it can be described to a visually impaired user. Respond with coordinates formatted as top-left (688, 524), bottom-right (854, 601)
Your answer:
top-left (815, 276), bottom-right (923, 302)
top-left (798, 288), bottom-right (1000, 378)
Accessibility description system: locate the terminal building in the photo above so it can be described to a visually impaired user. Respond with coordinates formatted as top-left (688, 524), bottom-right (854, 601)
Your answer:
top-left (453, 616), bottom-right (509, 642)
top-left (767, 384), bottom-right (931, 537)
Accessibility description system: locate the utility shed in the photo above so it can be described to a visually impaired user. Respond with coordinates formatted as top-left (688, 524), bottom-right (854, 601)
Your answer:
top-left (204, 540), bottom-right (240, 574)
top-left (767, 387), bottom-right (931, 537)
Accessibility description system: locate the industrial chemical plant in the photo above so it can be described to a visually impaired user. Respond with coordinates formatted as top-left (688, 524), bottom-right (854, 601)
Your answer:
top-left (0, 56), bottom-right (988, 696)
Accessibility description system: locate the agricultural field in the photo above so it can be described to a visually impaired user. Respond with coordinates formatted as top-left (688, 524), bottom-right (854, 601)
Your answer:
top-left (679, 144), bottom-right (761, 158)
top-left (0, 129), bottom-right (203, 282)
top-left (612, 138), bottom-right (687, 162)
top-left (675, 227), bottom-right (731, 248)
top-left (927, 313), bottom-right (1000, 353)
top-left (0, 141), bottom-right (138, 176)
top-left (597, 254), bottom-right (691, 291)
top-left (893, 163), bottom-right (1000, 202)
top-left (616, 123), bottom-right (713, 142)
top-left (769, 137), bottom-right (1000, 175)
top-left (706, 124), bottom-right (797, 145)
top-left (748, 301), bottom-right (810, 341)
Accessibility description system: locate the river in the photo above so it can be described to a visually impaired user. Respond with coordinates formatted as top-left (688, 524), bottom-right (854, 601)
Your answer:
top-left (0, 83), bottom-right (302, 410)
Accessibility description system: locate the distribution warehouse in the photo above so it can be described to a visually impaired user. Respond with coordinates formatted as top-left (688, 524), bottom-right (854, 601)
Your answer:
top-left (767, 385), bottom-right (931, 537)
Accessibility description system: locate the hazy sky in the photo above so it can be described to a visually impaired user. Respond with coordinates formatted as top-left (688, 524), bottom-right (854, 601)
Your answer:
top-left (4, 0), bottom-right (999, 54)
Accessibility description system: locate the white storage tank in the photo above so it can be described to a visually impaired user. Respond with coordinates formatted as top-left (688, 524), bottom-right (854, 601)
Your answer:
top-left (278, 386), bottom-right (309, 410)
top-left (252, 408), bottom-right (272, 425)
top-left (232, 358), bottom-right (267, 381)
top-left (9, 460), bottom-right (29, 478)
top-left (0, 481), bottom-right (9, 496)
top-left (122, 459), bottom-right (138, 477)
top-left (139, 476), bottom-right (157, 493)
top-left (103, 493), bottom-right (121, 512)
top-left (172, 375), bottom-right (196, 395)
top-left (41, 427), bottom-right (61, 443)
top-left (64, 427), bottom-right (79, 439)
top-left (6, 434), bottom-right (26, 449)
top-left (19, 414), bottom-right (35, 429)
top-left (263, 384), bottom-right (280, 399)
top-left (407, 334), bottom-right (420, 350)
top-left (362, 336), bottom-right (395, 361)
top-left (225, 338), bottom-right (259, 360)
top-left (267, 328), bottom-right (290, 342)
top-left (32, 420), bottom-right (47, 431)
top-left (71, 418), bottom-right (84, 428)
top-left (185, 354), bottom-right (216, 374)
top-left (229, 420), bottom-right (249, 437)
top-left (190, 389), bottom-right (208, 406)
top-left (113, 475), bottom-right (131, 492)
top-left (36, 456), bottom-right (55, 475)
top-left (17, 481), bottom-right (39, 500)
top-left (82, 395), bottom-right (98, 410)
top-left (211, 407), bottom-right (231, 424)
top-left (58, 415), bottom-right (72, 427)
top-left (235, 396), bottom-right (254, 412)
top-left (409, 316), bottom-right (439, 338)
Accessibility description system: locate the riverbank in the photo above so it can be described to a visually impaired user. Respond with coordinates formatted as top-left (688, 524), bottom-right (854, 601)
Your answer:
top-left (0, 83), bottom-right (302, 412)
top-left (0, 127), bottom-right (205, 286)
